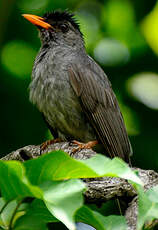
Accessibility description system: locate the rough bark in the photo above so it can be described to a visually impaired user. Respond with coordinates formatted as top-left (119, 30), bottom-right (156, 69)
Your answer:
top-left (2, 142), bottom-right (158, 230)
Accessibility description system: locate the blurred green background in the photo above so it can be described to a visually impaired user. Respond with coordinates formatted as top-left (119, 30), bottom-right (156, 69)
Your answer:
top-left (1, 0), bottom-right (158, 170)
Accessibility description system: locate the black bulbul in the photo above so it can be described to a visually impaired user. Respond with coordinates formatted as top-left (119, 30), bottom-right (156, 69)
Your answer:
top-left (22, 10), bottom-right (132, 163)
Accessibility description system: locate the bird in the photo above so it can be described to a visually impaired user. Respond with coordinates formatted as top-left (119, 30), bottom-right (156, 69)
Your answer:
top-left (22, 10), bottom-right (132, 164)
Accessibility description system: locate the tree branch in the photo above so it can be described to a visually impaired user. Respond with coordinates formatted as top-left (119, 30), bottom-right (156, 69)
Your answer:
top-left (2, 142), bottom-right (158, 230)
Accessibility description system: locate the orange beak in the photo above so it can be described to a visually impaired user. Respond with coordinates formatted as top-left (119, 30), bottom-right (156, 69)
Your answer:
top-left (22, 14), bottom-right (52, 30)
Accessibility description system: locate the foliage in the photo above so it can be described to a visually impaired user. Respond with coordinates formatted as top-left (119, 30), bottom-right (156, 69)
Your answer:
top-left (0, 150), bottom-right (157, 230)
top-left (1, 0), bottom-right (158, 229)
top-left (1, 0), bottom-right (158, 170)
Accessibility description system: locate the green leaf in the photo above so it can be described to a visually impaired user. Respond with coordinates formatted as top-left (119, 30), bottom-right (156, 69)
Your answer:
top-left (76, 206), bottom-right (105, 230)
top-left (41, 179), bottom-right (85, 230)
top-left (0, 200), bottom-right (18, 229)
top-left (24, 151), bottom-right (98, 185)
top-left (76, 205), bottom-right (127, 230)
top-left (14, 179), bottom-right (85, 230)
top-left (0, 198), bottom-right (7, 211)
top-left (13, 214), bottom-right (48, 230)
top-left (13, 200), bottom-right (57, 230)
top-left (81, 155), bottom-right (142, 184)
top-left (0, 152), bottom-right (142, 230)
top-left (24, 151), bottom-right (142, 185)
top-left (0, 159), bottom-right (86, 230)
top-left (137, 184), bottom-right (158, 229)
top-left (24, 199), bottom-right (58, 223)
top-left (0, 200), bottom-right (29, 229)
top-left (146, 185), bottom-right (158, 202)
top-left (93, 213), bottom-right (127, 230)
top-left (0, 161), bottom-right (43, 200)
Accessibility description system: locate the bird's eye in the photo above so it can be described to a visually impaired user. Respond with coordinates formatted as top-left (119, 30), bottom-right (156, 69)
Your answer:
top-left (60, 24), bottom-right (69, 33)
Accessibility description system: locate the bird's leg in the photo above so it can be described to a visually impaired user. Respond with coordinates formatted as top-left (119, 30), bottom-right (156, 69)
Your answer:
top-left (40, 138), bottom-right (61, 153)
top-left (71, 140), bottom-right (98, 155)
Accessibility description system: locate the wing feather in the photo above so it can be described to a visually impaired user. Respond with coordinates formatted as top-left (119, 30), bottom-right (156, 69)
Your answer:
top-left (68, 64), bottom-right (132, 162)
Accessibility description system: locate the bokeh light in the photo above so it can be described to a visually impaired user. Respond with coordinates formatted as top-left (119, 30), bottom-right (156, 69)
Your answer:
top-left (1, 41), bottom-right (36, 78)
top-left (105, 0), bottom-right (135, 39)
top-left (126, 73), bottom-right (158, 110)
top-left (94, 38), bottom-right (129, 66)
top-left (105, 0), bottom-right (146, 55)
top-left (142, 1), bottom-right (158, 56)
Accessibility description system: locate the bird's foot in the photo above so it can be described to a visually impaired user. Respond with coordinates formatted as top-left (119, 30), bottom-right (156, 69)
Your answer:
top-left (70, 140), bottom-right (98, 155)
top-left (40, 138), bottom-right (61, 154)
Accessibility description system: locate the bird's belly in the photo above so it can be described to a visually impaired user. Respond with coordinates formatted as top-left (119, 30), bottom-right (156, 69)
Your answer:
top-left (30, 75), bottom-right (96, 142)
top-left (45, 87), bottom-right (96, 141)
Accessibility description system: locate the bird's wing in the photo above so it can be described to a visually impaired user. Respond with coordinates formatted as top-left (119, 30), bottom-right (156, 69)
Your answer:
top-left (68, 64), bottom-right (132, 162)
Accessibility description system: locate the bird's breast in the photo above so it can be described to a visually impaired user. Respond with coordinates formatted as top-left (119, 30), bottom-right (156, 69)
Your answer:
top-left (30, 55), bottom-right (96, 141)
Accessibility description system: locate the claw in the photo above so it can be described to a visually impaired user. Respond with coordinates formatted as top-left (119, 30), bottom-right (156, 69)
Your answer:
top-left (40, 138), bottom-right (61, 153)
top-left (70, 140), bottom-right (98, 155)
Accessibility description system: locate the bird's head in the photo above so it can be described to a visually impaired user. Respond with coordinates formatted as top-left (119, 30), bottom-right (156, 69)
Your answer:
top-left (23, 10), bottom-right (84, 49)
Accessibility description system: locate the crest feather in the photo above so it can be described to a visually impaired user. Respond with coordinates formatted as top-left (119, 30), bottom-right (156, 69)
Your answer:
top-left (43, 10), bottom-right (81, 33)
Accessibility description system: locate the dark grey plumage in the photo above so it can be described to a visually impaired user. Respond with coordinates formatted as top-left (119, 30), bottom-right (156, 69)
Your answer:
top-left (29, 10), bottom-right (132, 163)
